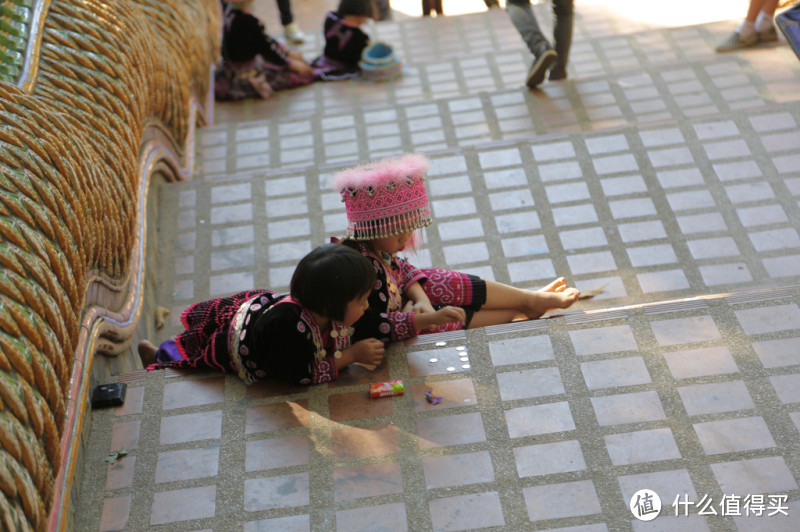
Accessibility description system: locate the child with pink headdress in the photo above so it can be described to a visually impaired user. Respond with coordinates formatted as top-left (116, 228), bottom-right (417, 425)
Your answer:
top-left (332, 153), bottom-right (581, 343)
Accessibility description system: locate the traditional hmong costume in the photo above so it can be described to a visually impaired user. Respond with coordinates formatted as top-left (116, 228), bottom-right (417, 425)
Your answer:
top-left (311, 11), bottom-right (371, 81)
top-left (214, 2), bottom-right (313, 101)
top-left (148, 290), bottom-right (352, 385)
top-left (333, 153), bottom-right (488, 342)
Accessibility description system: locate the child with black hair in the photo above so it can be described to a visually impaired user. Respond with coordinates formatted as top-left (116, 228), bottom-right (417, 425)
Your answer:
top-left (140, 244), bottom-right (384, 385)
top-left (310, 0), bottom-right (376, 81)
top-left (214, 0), bottom-right (315, 101)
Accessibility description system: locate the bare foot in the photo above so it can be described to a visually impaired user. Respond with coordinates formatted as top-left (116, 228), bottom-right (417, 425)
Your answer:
top-left (525, 281), bottom-right (580, 318)
top-left (138, 340), bottom-right (158, 367)
top-left (539, 277), bottom-right (566, 293)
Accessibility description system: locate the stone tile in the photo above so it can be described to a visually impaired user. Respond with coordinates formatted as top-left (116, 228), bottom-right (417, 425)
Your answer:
top-left (711, 456), bottom-right (799, 495)
top-left (429, 492), bottom-right (505, 531)
top-left (677, 212), bottom-right (727, 234)
top-left (209, 271), bottom-right (255, 296)
top-left (162, 378), bottom-right (225, 410)
top-left (408, 346), bottom-right (474, 377)
top-left (604, 428), bottom-right (682, 465)
top-left (443, 242), bottom-right (489, 264)
top-left (331, 424), bottom-right (399, 460)
top-left (523, 480), bottom-right (602, 521)
top-left (663, 346), bottom-right (740, 379)
top-left (507, 258), bottom-right (556, 283)
top-left (155, 445), bottom-right (220, 483)
top-left (735, 304), bottom-right (800, 335)
top-left (703, 139), bottom-right (750, 160)
top-left (150, 485), bottom-right (216, 525)
top-left (114, 386), bottom-right (144, 417)
top-left (576, 276), bottom-right (627, 300)
top-left (99, 496), bottom-right (131, 532)
top-left (245, 473), bottom-right (310, 511)
top-left (552, 204), bottom-right (599, 226)
top-left (482, 168), bottom-right (528, 188)
top-left (648, 147), bottom-right (694, 167)
top-left (335, 503), bottom-right (407, 532)
top-left (501, 235), bottom-right (549, 257)
top-left (594, 153), bottom-right (639, 174)
top-left (432, 196), bottom-right (478, 217)
top-left (110, 420), bottom-right (140, 451)
top-left (437, 218), bottom-right (484, 240)
top-left (712, 159), bottom-right (762, 181)
top-left (210, 203), bottom-right (253, 225)
top-left (245, 435), bottom-right (310, 472)
top-left (334, 462), bottom-right (403, 501)
top-left (699, 263), bottom-right (753, 286)
top-left (329, 391), bottom-right (393, 422)
top-left (245, 401), bottom-right (309, 435)
top-left (547, 182), bottom-right (591, 204)
top-left (514, 440), bottom-right (586, 478)
top-left (532, 140), bottom-right (576, 161)
top-left (627, 244), bottom-right (677, 267)
top-left (752, 337), bottom-right (800, 368)
top-left (417, 412), bottom-right (486, 449)
top-left (667, 190), bottom-right (716, 211)
top-left (737, 204), bottom-right (788, 227)
top-left (749, 228), bottom-right (800, 252)
top-left (410, 379), bottom-right (477, 411)
top-left (656, 167), bottom-right (705, 188)
top-left (618, 469), bottom-right (698, 508)
top-left (505, 401), bottom-right (575, 438)
top-left (726, 182), bottom-right (775, 204)
top-left (601, 175), bottom-right (648, 196)
top-left (267, 218), bottom-right (311, 240)
top-left (567, 251), bottom-right (617, 275)
top-left (651, 316), bottom-right (720, 346)
top-left (618, 220), bottom-right (667, 243)
top-left (609, 198), bottom-right (657, 219)
top-left (591, 391), bottom-right (666, 426)
top-left (495, 211), bottom-right (540, 233)
top-left (245, 515), bottom-right (310, 532)
top-left (106, 456), bottom-right (136, 491)
top-left (581, 357), bottom-right (651, 390)
top-left (569, 325), bottom-right (638, 356)
top-left (694, 120), bottom-right (739, 139)
top-left (678, 381), bottom-right (755, 416)
top-left (640, 128), bottom-right (685, 147)
top-left (632, 515), bottom-right (710, 531)
top-left (488, 335), bottom-right (554, 366)
top-left (422, 450), bottom-right (495, 489)
top-left (732, 502), bottom-right (800, 532)
top-left (695, 416), bottom-right (777, 455)
top-left (497, 367), bottom-right (565, 401)
top-left (538, 161), bottom-right (583, 182)
top-left (687, 237), bottom-right (739, 259)
top-left (489, 189), bottom-right (535, 211)
top-left (770, 374), bottom-right (800, 404)
top-left (160, 411), bottom-right (223, 445)
top-left (763, 254), bottom-right (800, 277)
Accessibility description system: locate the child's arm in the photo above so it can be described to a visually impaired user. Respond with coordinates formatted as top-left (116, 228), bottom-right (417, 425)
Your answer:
top-left (335, 338), bottom-right (385, 370)
top-left (412, 306), bottom-right (466, 331)
top-left (404, 281), bottom-right (435, 314)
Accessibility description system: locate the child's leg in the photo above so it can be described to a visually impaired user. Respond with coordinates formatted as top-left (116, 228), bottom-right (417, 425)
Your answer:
top-left (481, 277), bottom-right (580, 319)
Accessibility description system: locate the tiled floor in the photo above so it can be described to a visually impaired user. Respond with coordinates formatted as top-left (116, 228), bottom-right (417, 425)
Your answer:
top-left (82, 288), bottom-right (800, 531)
top-left (76, 0), bottom-right (800, 530)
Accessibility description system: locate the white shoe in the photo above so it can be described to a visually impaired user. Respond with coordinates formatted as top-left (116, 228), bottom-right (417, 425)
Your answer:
top-left (284, 22), bottom-right (305, 44)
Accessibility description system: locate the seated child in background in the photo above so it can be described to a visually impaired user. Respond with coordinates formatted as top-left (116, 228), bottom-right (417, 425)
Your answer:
top-left (311, 0), bottom-right (376, 81)
top-left (331, 153), bottom-right (581, 343)
top-left (140, 244), bottom-right (385, 385)
top-left (215, 0), bottom-right (314, 101)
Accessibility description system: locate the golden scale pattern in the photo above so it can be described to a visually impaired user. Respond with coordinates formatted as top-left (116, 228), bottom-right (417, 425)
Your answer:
top-left (0, 1), bottom-right (220, 530)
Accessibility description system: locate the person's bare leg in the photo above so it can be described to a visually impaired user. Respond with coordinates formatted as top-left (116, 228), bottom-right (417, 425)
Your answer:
top-left (138, 340), bottom-right (158, 367)
top-left (482, 278), bottom-right (580, 319)
top-left (468, 309), bottom-right (527, 328)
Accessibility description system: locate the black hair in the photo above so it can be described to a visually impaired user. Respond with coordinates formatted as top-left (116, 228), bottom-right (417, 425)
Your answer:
top-left (290, 243), bottom-right (376, 322)
top-left (337, 0), bottom-right (377, 18)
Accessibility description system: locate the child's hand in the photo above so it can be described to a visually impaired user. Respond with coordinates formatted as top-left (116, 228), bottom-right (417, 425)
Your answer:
top-left (348, 338), bottom-right (385, 367)
top-left (410, 299), bottom-right (435, 314)
top-left (289, 58), bottom-right (313, 77)
top-left (413, 305), bottom-right (466, 331)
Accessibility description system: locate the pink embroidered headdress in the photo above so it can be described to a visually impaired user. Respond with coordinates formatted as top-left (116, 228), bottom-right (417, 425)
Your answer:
top-left (333, 153), bottom-right (433, 240)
